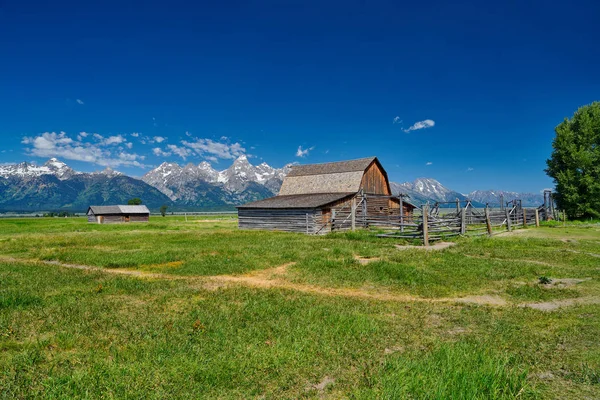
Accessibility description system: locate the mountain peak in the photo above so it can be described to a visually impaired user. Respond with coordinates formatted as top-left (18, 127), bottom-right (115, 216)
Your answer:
top-left (232, 155), bottom-right (250, 165)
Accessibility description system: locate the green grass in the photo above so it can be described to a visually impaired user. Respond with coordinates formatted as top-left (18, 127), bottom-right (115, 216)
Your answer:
top-left (1, 217), bottom-right (599, 398)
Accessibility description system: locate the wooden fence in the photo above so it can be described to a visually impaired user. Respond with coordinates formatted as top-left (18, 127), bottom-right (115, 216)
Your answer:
top-left (327, 195), bottom-right (553, 245)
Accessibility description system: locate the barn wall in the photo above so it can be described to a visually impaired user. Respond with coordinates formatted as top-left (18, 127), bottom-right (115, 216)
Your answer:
top-left (238, 208), bottom-right (320, 233)
top-left (360, 162), bottom-right (391, 195)
top-left (101, 215), bottom-right (125, 224)
top-left (129, 214), bottom-right (150, 222)
top-left (87, 213), bottom-right (96, 223)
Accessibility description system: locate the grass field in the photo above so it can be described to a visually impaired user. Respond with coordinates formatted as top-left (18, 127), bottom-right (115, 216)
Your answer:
top-left (1, 216), bottom-right (599, 398)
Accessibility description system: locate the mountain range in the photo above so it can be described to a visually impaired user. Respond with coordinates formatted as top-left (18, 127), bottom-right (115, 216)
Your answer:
top-left (0, 157), bottom-right (545, 212)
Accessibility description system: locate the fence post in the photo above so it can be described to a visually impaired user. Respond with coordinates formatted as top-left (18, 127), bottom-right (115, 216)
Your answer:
top-left (534, 209), bottom-right (540, 227)
top-left (331, 209), bottom-right (336, 232)
top-left (399, 196), bottom-right (404, 233)
top-left (306, 213), bottom-right (309, 234)
top-left (523, 209), bottom-right (527, 228)
top-left (505, 209), bottom-right (512, 231)
top-left (422, 204), bottom-right (429, 247)
top-left (485, 206), bottom-right (492, 235)
top-left (460, 207), bottom-right (466, 235)
top-left (362, 194), bottom-right (368, 228)
top-left (351, 198), bottom-right (356, 231)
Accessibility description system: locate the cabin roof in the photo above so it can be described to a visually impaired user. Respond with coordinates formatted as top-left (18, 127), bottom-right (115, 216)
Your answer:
top-left (88, 205), bottom-right (150, 215)
top-left (286, 157), bottom-right (377, 177)
top-left (237, 193), bottom-right (356, 209)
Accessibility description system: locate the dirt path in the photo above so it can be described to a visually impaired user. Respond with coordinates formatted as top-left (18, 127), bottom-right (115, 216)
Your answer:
top-left (2, 255), bottom-right (597, 310)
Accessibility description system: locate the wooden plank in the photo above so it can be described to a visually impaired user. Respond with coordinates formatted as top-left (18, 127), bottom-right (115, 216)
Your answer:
top-left (351, 198), bottom-right (356, 231)
top-left (485, 207), bottom-right (492, 235)
top-left (422, 205), bottom-right (429, 247)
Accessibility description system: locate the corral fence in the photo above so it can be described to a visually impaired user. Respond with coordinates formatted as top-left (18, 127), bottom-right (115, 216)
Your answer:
top-left (327, 194), bottom-right (561, 245)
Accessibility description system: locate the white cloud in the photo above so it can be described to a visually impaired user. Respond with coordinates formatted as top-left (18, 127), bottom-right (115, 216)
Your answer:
top-left (167, 144), bottom-right (192, 159)
top-left (403, 119), bottom-right (435, 133)
top-left (125, 142), bottom-right (133, 149)
top-left (426, 162), bottom-right (433, 166)
top-left (181, 138), bottom-right (245, 160)
top-left (76, 99), bottom-right (84, 105)
top-left (296, 145), bottom-right (314, 158)
top-left (102, 135), bottom-right (126, 146)
top-left (466, 167), bottom-right (474, 172)
top-left (93, 133), bottom-right (103, 141)
top-left (79, 131), bottom-right (88, 138)
top-left (153, 147), bottom-right (171, 157)
top-left (153, 136), bottom-right (166, 143)
top-left (393, 116), bottom-right (402, 124)
top-left (22, 131), bottom-right (148, 168)
top-left (131, 132), bottom-right (140, 137)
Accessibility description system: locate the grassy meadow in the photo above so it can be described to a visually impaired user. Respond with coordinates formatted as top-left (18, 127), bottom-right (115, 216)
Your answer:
top-left (1, 216), bottom-right (599, 398)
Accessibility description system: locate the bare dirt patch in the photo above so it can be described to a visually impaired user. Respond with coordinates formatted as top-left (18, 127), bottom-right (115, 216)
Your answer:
top-left (560, 238), bottom-right (578, 244)
top-left (453, 295), bottom-right (508, 306)
top-left (384, 345), bottom-right (405, 355)
top-left (354, 255), bottom-right (381, 265)
top-left (521, 297), bottom-right (600, 311)
top-left (395, 242), bottom-right (456, 251)
top-left (542, 278), bottom-right (591, 289)
top-left (312, 376), bottom-right (335, 392)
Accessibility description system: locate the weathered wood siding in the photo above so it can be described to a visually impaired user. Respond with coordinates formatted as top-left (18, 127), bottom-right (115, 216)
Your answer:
top-left (129, 215), bottom-right (150, 222)
top-left (87, 213), bottom-right (149, 223)
top-left (238, 209), bottom-right (320, 233)
top-left (360, 162), bottom-right (391, 195)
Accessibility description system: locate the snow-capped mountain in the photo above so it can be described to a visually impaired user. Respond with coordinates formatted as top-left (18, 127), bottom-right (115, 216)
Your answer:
top-left (391, 179), bottom-right (544, 207)
top-left (92, 167), bottom-right (123, 178)
top-left (0, 158), bottom-right (78, 180)
top-left (142, 155), bottom-right (291, 202)
top-left (394, 178), bottom-right (468, 204)
top-left (468, 190), bottom-right (544, 207)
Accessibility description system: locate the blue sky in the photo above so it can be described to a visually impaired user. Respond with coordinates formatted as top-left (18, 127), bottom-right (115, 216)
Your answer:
top-left (1, 0), bottom-right (599, 193)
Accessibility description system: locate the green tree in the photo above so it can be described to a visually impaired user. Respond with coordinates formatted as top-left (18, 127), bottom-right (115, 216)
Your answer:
top-left (127, 198), bottom-right (142, 205)
top-left (546, 102), bottom-right (600, 219)
top-left (160, 204), bottom-right (168, 217)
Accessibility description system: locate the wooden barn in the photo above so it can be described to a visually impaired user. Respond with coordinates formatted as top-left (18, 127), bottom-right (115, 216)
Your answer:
top-left (87, 205), bottom-right (150, 224)
top-left (237, 157), bottom-right (416, 234)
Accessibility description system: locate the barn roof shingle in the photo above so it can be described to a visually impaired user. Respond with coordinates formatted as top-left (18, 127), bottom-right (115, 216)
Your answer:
top-left (285, 157), bottom-right (377, 177)
top-left (237, 193), bottom-right (355, 209)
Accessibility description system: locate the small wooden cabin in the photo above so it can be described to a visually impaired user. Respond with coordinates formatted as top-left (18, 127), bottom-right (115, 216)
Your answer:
top-left (87, 205), bottom-right (150, 224)
top-left (237, 157), bottom-right (416, 234)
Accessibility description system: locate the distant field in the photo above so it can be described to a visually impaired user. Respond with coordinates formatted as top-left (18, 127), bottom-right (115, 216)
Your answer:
top-left (1, 217), bottom-right (599, 398)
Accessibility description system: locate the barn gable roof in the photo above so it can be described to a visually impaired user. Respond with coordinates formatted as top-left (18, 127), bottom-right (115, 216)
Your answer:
top-left (88, 205), bottom-right (150, 215)
top-left (286, 157), bottom-right (377, 177)
top-left (237, 193), bottom-right (355, 209)
top-left (278, 157), bottom-right (386, 196)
